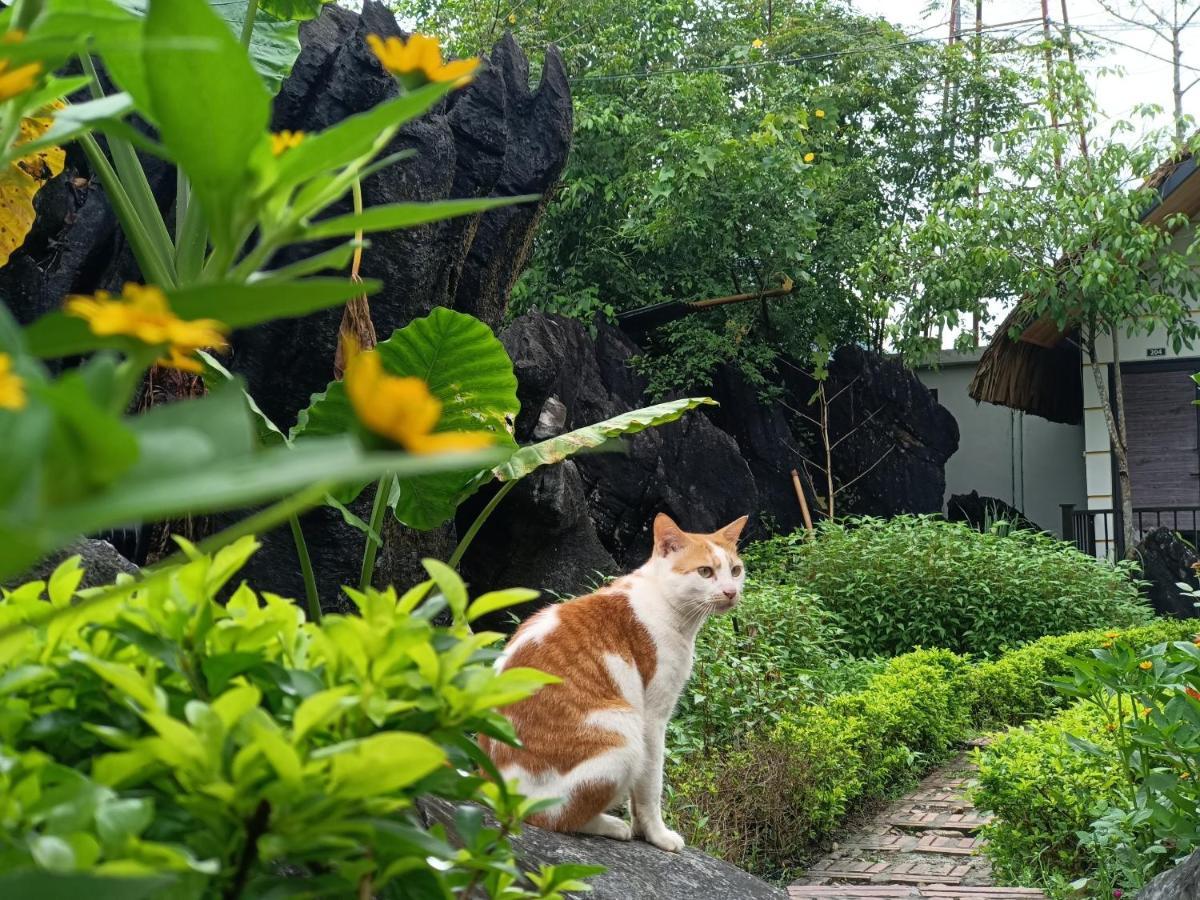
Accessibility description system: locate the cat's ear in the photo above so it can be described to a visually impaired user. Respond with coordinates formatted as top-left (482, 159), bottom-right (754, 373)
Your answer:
top-left (653, 513), bottom-right (686, 556)
top-left (716, 515), bottom-right (749, 547)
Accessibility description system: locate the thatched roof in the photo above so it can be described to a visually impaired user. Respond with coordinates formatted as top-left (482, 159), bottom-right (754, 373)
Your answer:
top-left (968, 152), bottom-right (1200, 423)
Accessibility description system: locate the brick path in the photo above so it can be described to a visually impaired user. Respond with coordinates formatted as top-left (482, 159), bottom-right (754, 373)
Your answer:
top-left (788, 750), bottom-right (1045, 900)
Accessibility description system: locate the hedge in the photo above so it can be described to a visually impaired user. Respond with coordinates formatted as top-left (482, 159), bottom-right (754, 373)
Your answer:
top-left (666, 619), bottom-right (1200, 878)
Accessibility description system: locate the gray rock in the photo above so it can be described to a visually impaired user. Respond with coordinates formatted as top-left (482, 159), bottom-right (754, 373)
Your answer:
top-left (1139, 848), bottom-right (1200, 899)
top-left (6, 539), bottom-right (138, 590)
top-left (421, 797), bottom-right (785, 900)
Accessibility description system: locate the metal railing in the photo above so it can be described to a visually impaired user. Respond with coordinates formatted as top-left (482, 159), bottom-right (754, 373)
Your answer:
top-left (1062, 504), bottom-right (1200, 559)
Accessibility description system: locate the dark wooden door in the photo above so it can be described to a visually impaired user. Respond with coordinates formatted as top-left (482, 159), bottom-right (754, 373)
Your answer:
top-left (1122, 365), bottom-right (1200, 508)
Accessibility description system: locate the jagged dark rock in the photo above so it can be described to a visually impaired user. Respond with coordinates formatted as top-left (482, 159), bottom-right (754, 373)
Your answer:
top-left (1139, 848), bottom-right (1200, 900)
top-left (786, 345), bottom-right (959, 518)
top-left (5, 538), bottom-right (138, 590)
top-left (420, 797), bottom-right (786, 900)
top-left (946, 490), bottom-right (1044, 533)
top-left (458, 313), bottom-right (759, 600)
top-left (1135, 527), bottom-right (1200, 618)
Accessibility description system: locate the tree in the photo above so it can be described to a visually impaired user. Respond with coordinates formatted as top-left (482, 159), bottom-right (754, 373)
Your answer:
top-left (899, 63), bottom-right (1200, 556)
top-left (391, 0), bottom-right (1037, 392)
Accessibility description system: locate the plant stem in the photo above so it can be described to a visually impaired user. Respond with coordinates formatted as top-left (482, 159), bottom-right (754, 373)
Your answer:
top-left (289, 515), bottom-right (321, 623)
top-left (79, 134), bottom-right (176, 287)
top-left (10, 0), bottom-right (43, 31)
top-left (240, 0), bottom-right (260, 47)
top-left (448, 478), bottom-right (517, 570)
top-left (358, 476), bottom-right (390, 591)
top-left (175, 180), bottom-right (209, 280)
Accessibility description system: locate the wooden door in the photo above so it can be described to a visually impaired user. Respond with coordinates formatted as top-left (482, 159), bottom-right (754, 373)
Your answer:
top-left (1122, 365), bottom-right (1200, 508)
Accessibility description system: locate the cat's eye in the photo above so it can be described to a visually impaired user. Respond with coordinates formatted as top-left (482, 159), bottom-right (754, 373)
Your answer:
top-left (731, 565), bottom-right (743, 576)
top-left (696, 566), bottom-right (715, 578)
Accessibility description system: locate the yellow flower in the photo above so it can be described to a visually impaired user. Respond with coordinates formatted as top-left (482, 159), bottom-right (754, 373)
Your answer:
top-left (752, 38), bottom-right (765, 49)
top-left (1105, 631), bottom-right (1120, 639)
top-left (507, 12), bottom-right (517, 24)
top-left (66, 283), bottom-right (228, 373)
top-left (0, 352), bottom-right (26, 410)
top-left (804, 152), bottom-right (816, 163)
top-left (0, 31), bottom-right (40, 103)
top-left (814, 108), bottom-right (826, 118)
top-left (1105, 722), bottom-right (1117, 732)
top-left (343, 338), bottom-right (495, 454)
top-left (1139, 661), bottom-right (1153, 671)
top-left (366, 33), bottom-right (480, 88)
top-left (1101, 641), bottom-right (1113, 649)
top-left (271, 130), bottom-right (304, 156)
top-left (1141, 706), bottom-right (1152, 717)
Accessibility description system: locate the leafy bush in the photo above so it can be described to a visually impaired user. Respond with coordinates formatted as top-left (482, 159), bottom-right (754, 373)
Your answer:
top-left (667, 648), bottom-right (971, 877)
top-left (747, 517), bottom-right (1153, 656)
top-left (0, 540), bottom-right (596, 899)
top-left (973, 701), bottom-right (1122, 890)
top-left (967, 619), bottom-right (1200, 729)
top-left (669, 579), bottom-right (851, 755)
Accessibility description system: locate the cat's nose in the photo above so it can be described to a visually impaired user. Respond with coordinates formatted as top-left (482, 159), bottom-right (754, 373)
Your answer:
top-left (723, 588), bottom-right (737, 601)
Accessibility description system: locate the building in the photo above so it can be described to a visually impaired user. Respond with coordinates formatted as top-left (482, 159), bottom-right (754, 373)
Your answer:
top-left (919, 153), bottom-right (1200, 557)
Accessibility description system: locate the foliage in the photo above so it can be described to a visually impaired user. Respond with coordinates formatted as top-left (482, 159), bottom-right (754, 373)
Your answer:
top-left (967, 619), bottom-right (1200, 729)
top-left (747, 518), bottom-right (1153, 657)
top-left (0, 540), bottom-right (601, 898)
top-left (1055, 633), bottom-right (1200, 891)
top-left (393, 0), bottom-right (1036, 392)
top-left (668, 578), bottom-right (850, 756)
top-left (973, 701), bottom-right (1123, 892)
top-left (667, 648), bottom-right (971, 878)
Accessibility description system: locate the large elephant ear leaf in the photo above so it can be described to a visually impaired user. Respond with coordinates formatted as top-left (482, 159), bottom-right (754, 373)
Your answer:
top-left (378, 308), bottom-right (518, 529)
top-left (495, 397), bottom-right (716, 482)
top-left (259, 0), bottom-right (334, 21)
top-left (292, 307), bottom-right (519, 526)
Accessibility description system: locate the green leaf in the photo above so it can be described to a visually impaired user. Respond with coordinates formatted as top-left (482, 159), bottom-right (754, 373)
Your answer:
top-left (0, 873), bottom-right (176, 900)
top-left (293, 308), bottom-right (519, 528)
top-left (328, 732), bottom-right (445, 799)
top-left (292, 686), bottom-right (354, 742)
top-left (210, 1), bottom-right (303, 94)
top-left (303, 195), bottom-right (541, 241)
top-left (95, 796), bottom-right (155, 845)
top-left (259, 0), bottom-right (333, 21)
top-left (273, 84), bottom-right (452, 192)
top-left (143, 0), bottom-right (270, 250)
top-left (422, 559), bottom-right (468, 623)
top-left (495, 397), bottom-right (716, 481)
top-left (26, 279), bottom-right (380, 358)
top-left (14, 94), bottom-right (161, 161)
top-left (466, 588), bottom-right (541, 622)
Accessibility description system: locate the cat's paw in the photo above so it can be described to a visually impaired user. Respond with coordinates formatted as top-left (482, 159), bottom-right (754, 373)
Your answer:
top-left (644, 826), bottom-right (685, 853)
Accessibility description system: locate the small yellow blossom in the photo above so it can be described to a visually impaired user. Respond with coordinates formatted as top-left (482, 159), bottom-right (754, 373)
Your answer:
top-left (343, 338), bottom-right (495, 454)
top-left (1105, 631), bottom-right (1120, 639)
top-left (271, 130), bottom-right (304, 156)
top-left (1105, 722), bottom-right (1117, 732)
top-left (1139, 661), bottom-right (1153, 671)
top-left (814, 108), bottom-right (826, 118)
top-left (804, 152), bottom-right (816, 163)
top-left (1101, 641), bottom-right (1113, 649)
top-left (0, 31), bottom-right (40, 102)
top-left (366, 33), bottom-right (480, 88)
top-left (1182, 772), bottom-right (1192, 780)
top-left (752, 38), bottom-right (765, 49)
top-left (66, 283), bottom-right (228, 373)
top-left (1141, 707), bottom-right (1152, 717)
top-left (0, 352), bottom-right (25, 410)
top-left (507, 12), bottom-right (517, 24)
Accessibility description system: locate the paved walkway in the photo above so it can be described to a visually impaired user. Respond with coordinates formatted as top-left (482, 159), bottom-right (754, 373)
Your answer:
top-left (788, 749), bottom-right (1045, 900)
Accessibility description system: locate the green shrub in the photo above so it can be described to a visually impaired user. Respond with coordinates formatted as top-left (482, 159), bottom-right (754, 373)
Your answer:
top-left (967, 619), bottom-right (1200, 729)
top-left (746, 517), bottom-right (1153, 656)
top-left (973, 701), bottom-right (1121, 889)
top-left (0, 541), bottom-right (594, 899)
top-left (669, 579), bottom-right (850, 755)
top-left (667, 648), bottom-right (971, 877)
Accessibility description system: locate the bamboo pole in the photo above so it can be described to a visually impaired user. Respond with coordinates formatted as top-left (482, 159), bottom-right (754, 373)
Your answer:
top-left (791, 469), bottom-right (815, 537)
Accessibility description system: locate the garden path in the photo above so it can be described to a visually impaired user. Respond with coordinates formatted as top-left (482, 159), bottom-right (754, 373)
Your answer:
top-left (788, 745), bottom-right (1045, 900)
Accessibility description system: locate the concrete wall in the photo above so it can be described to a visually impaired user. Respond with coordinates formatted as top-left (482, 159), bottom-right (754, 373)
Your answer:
top-left (917, 349), bottom-right (1087, 537)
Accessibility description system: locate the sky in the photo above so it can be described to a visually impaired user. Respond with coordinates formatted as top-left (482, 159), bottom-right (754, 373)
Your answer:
top-left (851, 0), bottom-right (1199, 135)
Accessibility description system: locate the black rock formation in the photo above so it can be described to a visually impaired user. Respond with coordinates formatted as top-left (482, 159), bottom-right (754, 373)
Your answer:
top-left (1139, 848), bottom-right (1200, 900)
top-left (1135, 526), bottom-right (1200, 618)
top-left (947, 490), bottom-right (1044, 533)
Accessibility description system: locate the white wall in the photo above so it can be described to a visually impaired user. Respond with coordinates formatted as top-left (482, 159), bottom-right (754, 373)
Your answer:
top-left (917, 349), bottom-right (1087, 537)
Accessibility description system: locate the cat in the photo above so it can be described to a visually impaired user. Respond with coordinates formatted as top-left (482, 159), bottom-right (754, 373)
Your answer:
top-left (479, 512), bottom-right (748, 852)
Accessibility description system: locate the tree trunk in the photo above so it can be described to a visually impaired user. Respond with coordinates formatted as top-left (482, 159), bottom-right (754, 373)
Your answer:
top-left (1088, 330), bottom-right (1135, 558)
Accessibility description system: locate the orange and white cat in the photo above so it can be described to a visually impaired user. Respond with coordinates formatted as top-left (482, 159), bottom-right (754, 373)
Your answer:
top-left (480, 513), bottom-right (748, 852)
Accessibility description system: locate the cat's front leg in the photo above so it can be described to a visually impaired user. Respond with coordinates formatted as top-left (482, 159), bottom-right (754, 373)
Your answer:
top-left (630, 721), bottom-right (685, 852)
